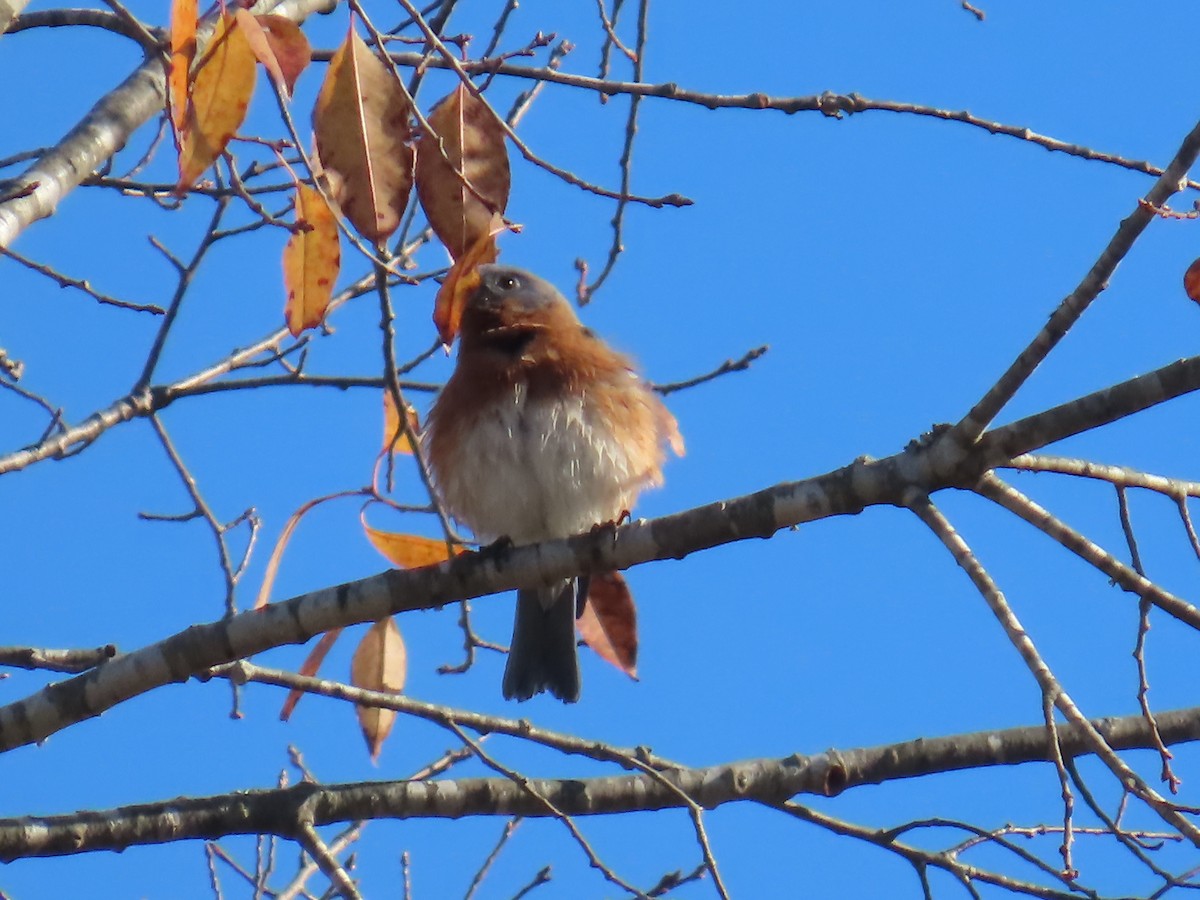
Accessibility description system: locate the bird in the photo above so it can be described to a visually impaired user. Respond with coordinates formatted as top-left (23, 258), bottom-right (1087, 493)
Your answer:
top-left (424, 264), bottom-right (682, 702)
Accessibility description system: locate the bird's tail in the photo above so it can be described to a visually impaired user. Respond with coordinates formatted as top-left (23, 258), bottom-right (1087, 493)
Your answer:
top-left (502, 577), bottom-right (586, 702)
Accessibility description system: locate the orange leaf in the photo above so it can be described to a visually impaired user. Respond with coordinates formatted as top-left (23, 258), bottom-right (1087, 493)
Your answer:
top-left (313, 25), bottom-right (413, 243)
top-left (236, 12), bottom-right (311, 97)
top-left (255, 489), bottom-right (365, 609)
top-left (382, 390), bottom-right (420, 456)
top-left (578, 571), bottom-right (638, 679)
top-left (279, 628), bottom-right (343, 721)
top-left (283, 183), bottom-right (341, 336)
top-left (1185, 257), bottom-right (1200, 304)
top-left (415, 83), bottom-right (511, 260)
top-left (168, 0), bottom-right (197, 135)
top-left (432, 213), bottom-right (505, 345)
top-left (177, 12), bottom-right (257, 189)
top-left (350, 617), bottom-right (407, 761)
top-left (363, 523), bottom-right (455, 568)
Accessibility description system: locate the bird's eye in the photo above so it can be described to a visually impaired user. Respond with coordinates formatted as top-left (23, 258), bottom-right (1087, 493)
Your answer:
top-left (496, 274), bottom-right (519, 291)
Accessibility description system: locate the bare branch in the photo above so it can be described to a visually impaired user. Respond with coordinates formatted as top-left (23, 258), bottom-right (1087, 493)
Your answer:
top-left (0, 645), bottom-right (117, 674)
top-left (0, 0), bottom-right (337, 247)
top-left (952, 116), bottom-right (1200, 443)
top-left (907, 493), bottom-right (1200, 846)
top-left (8, 700), bottom-right (1200, 860)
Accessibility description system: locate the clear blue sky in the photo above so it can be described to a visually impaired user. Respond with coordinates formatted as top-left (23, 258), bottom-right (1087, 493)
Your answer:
top-left (4, 1), bottom-right (1200, 896)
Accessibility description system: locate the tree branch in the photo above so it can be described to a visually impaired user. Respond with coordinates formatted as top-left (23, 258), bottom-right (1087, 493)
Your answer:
top-left (4, 355), bottom-right (1200, 751)
top-left (5, 703), bottom-right (1200, 860)
top-left (0, 0), bottom-right (338, 248)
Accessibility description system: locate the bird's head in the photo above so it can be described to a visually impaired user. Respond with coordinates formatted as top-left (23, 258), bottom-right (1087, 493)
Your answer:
top-left (453, 265), bottom-right (581, 356)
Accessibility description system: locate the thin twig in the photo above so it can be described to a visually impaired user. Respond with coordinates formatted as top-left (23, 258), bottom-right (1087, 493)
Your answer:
top-left (0, 245), bottom-right (163, 314)
top-left (296, 823), bottom-right (361, 900)
top-left (1117, 485), bottom-right (1181, 792)
top-left (952, 115), bottom-right (1200, 444)
top-left (908, 490), bottom-right (1200, 846)
top-left (445, 722), bottom-right (649, 899)
top-left (577, 0), bottom-right (649, 304)
top-left (464, 818), bottom-right (521, 900)
top-left (654, 345), bottom-right (768, 395)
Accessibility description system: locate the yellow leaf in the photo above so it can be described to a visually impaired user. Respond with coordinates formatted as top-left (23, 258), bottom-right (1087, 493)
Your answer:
top-left (415, 83), bottom-right (511, 260)
top-left (283, 183), bottom-right (341, 337)
top-left (350, 617), bottom-right (407, 762)
top-left (313, 25), bottom-right (413, 243)
top-left (177, 12), bottom-right (257, 189)
top-left (363, 524), bottom-right (455, 568)
top-left (382, 390), bottom-right (420, 456)
top-left (168, 0), bottom-right (197, 134)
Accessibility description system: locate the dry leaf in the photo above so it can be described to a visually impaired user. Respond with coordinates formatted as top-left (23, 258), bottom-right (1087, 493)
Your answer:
top-left (168, 0), bottom-right (197, 134)
top-left (382, 390), bottom-right (420, 455)
top-left (350, 617), bottom-right (407, 761)
top-left (415, 83), bottom-right (511, 260)
top-left (283, 183), bottom-right (341, 336)
top-left (432, 213), bottom-right (505, 345)
top-left (177, 11), bottom-right (257, 189)
top-left (1185, 257), bottom-right (1200, 304)
top-left (240, 12), bottom-right (311, 97)
top-left (578, 571), bottom-right (638, 679)
top-left (313, 25), bottom-right (413, 243)
top-left (254, 489), bottom-right (364, 609)
top-left (279, 628), bottom-right (343, 721)
top-left (363, 522), bottom-right (456, 568)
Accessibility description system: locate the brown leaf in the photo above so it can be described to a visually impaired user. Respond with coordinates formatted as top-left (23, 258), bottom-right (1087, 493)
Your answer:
top-left (245, 13), bottom-right (311, 97)
top-left (578, 571), bottom-right (638, 679)
top-left (313, 25), bottom-right (413, 243)
top-left (415, 83), bottom-right (511, 260)
top-left (279, 628), bottom-right (343, 721)
top-left (363, 523), bottom-right (456, 568)
top-left (432, 213), bottom-right (505, 345)
top-left (350, 617), bottom-right (407, 761)
top-left (283, 183), bottom-right (341, 336)
top-left (168, 0), bottom-right (198, 134)
top-left (382, 390), bottom-right (420, 456)
top-left (177, 12), bottom-right (257, 189)
top-left (1185, 257), bottom-right (1200, 304)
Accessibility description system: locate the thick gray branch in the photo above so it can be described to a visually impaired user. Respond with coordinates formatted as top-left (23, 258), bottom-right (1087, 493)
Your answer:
top-left (0, 0), bottom-right (28, 37)
top-left (1, 355), bottom-right (1199, 753)
top-left (0, 0), bottom-right (336, 248)
top-left (4, 704), bottom-right (1199, 860)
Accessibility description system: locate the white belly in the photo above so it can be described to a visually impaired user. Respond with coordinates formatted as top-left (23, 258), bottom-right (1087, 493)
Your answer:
top-left (437, 386), bottom-right (637, 544)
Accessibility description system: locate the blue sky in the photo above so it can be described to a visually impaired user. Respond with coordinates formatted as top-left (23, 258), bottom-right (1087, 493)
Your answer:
top-left (4, 1), bottom-right (1200, 896)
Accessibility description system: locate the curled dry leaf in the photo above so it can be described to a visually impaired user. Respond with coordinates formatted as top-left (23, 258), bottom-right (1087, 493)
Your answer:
top-left (1184, 257), bottom-right (1200, 304)
top-left (382, 389), bottom-right (420, 456)
top-left (313, 26), bottom-right (413, 243)
top-left (351, 617), bottom-right (407, 761)
top-left (363, 521), bottom-right (456, 568)
top-left (168, 0), bottom-right (197, 134)
top-left (283, 183), bottom-right (341, 337)
top-left (279, 627), bottom-right (344, 721)
top-left (578, 571), bottom-right (638, 679)
top-left (177, 11), bottom-right (257, 189)
top-left (236, 12), bottom-right (311, 97)
top-left (415, 83), bottom-right (511, 261)
top-left (432, 212), bottom-right (506, 345)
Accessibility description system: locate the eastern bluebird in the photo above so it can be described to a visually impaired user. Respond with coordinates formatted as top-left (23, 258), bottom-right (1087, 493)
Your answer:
top-left (425, 264), bottom-right (682, 702)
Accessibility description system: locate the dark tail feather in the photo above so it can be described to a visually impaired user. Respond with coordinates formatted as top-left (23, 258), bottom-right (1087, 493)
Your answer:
top-left (503, 577), bottom-right (586, 702)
